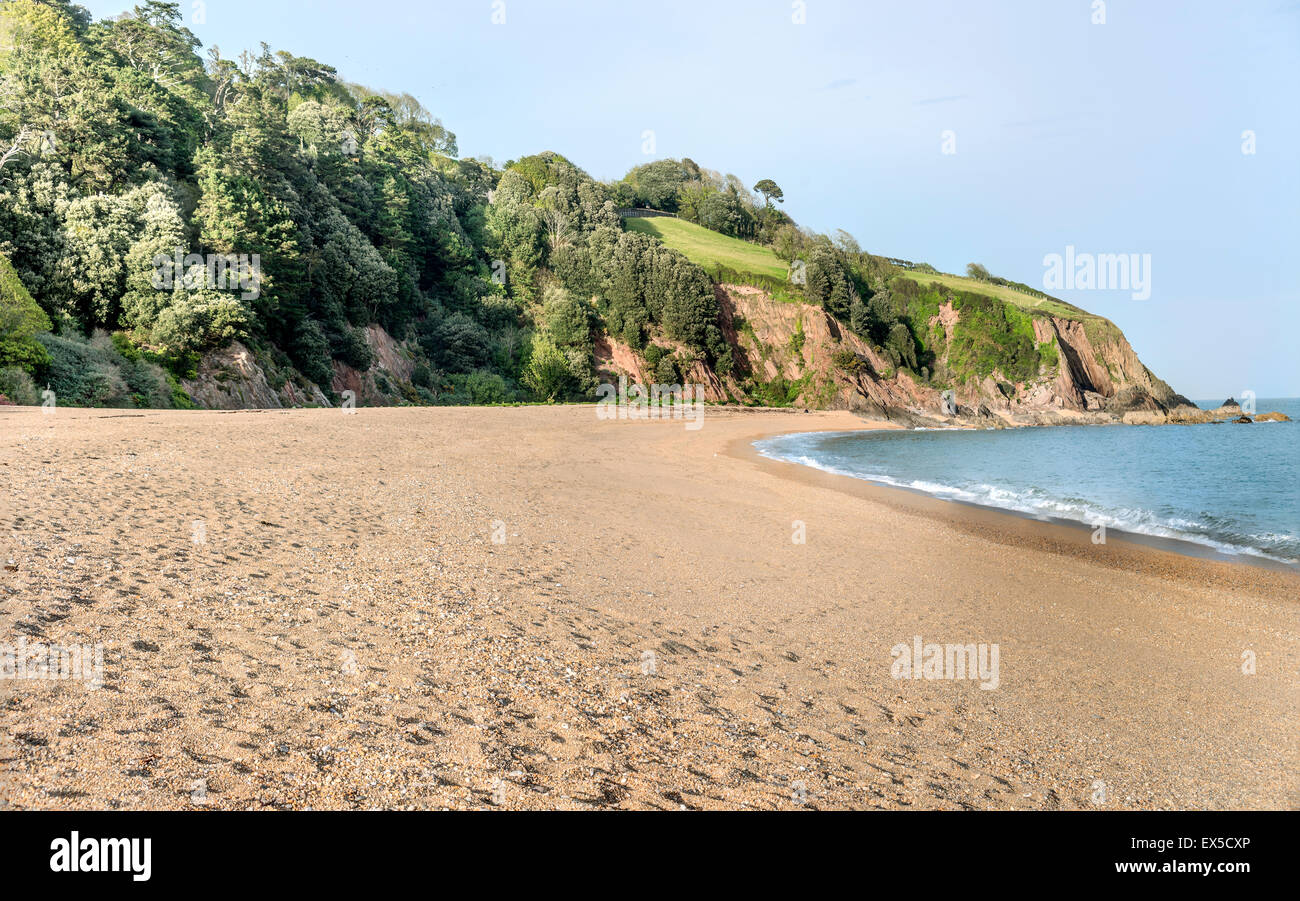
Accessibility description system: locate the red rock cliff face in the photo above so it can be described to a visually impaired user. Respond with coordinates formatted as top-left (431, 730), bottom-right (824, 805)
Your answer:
top-left (187, 325), bottom-right (419, 410)
top-left (182, 341), bottom-right (332, 410)
top-left (594, 285), bottom-right (939, 418)
top-left (717, 285), bottom-right (933, 413)
top-left (595, 284), bottom-right (1194, 426)
top-left (1031, 316), bottom-right (1184, 414)
top-left (1034, 318), bottom-right (1112, 407)
top-left (331, 325), bottom-right (417, 407)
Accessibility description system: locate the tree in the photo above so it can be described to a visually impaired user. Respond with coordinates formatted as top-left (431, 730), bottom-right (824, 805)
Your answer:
top-left (833, 229), bottom-right (860, 254)
top-left (426, 312), bottom-right (490, 373)
top-left (698, 188), bottom-right (753, 238)
top-left (0, 250), bottom-right (51, 370)
top-left (966, 262), bottom-right (991, 282)
top-left (119, 188), bottom-right (253, 354)
top-left (621, 158), bottom-right (693, 211)
top-left (542, 285), bottom-right (592, 351)
top-left (885, 322), bottom-right (918, 371)
top-left (58, 187), bottom-right (145, 327)
top-left (146, 268), bottom-right (252, 354)
top-left (538, 190), bottom-right (571, 249)
top-left (805, 244), bottom-right (856, 320)
top-left (521, 333), bottom-right (573, 401)
top-left (485, 169), bottom-right (543, 300)
top-left (753, 178), bottom-right (784, 207)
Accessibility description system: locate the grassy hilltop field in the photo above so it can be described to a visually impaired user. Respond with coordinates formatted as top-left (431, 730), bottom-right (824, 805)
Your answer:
top-left (625, 214), bottom-right (1119, 338)
top-left (624, 216), bottom-right (791, 284)
top-left (627, 214), bottom-right (1096, 321)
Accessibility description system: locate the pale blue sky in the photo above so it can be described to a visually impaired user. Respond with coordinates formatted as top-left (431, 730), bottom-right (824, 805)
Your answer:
top-left (83, 0), bottom-right (1299, 397)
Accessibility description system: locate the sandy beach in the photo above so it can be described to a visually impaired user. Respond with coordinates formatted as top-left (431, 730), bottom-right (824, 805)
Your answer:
top-left (1, 404), bottom-right (1296, 810)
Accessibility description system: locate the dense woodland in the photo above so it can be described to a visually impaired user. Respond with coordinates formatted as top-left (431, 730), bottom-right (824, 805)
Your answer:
top-left (0, 0), bottom-right (1049, 409)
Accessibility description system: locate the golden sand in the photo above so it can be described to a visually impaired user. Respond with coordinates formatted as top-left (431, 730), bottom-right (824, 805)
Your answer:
top-left (1, 405), bottom-right (1296, 809)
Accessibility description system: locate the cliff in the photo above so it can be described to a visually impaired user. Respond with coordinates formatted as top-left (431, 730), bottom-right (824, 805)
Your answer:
top-left (595, 282), bottom-right (1223, 427)
top-left (181, 325), bottom-right (417, 411)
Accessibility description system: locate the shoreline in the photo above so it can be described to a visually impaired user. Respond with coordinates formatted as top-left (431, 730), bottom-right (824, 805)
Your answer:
top-left (737, 425), bottom-right (1300, 580)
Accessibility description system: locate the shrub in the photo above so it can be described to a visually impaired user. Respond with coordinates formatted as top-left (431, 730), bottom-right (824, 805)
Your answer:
top-left (749, 372), bottom-right (805, 407)
top-left (331, 324), bottom-right (374, 371)
top-left (0, 366), bottom-right (40, 405)
top-left (36, 331), bottom-right (179, 408)
top-left (110, 333), bottom-right (196, 407)
top-left (945, 292), bottom-right (1039, 384)
top-left (832, 348), bottom-right (868, 374)
top-left (788, 319), bottom-right (805, 354)
top-left (1037, 339), bottom-right (1059, 370)
top-left (654, 355), bottom-right (680, 385)
top-left (466, 370), bottom-right (508, 404)
top-left (39, 332), bottom-right (131, 407)
top-left (427, 312), bottom-right (491, 373)
top-left (713, 345), bottom-right (733, 378)
top-left (0, 252), bottom-right (52, 371)
top-left (522, 334), bottom-right (574, 401)
top-left (412, 361), bottom-right (434, 389)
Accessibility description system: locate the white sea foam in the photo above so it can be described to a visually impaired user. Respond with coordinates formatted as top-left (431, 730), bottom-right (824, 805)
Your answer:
top-left (754, 434), bottom-right (1298, 565)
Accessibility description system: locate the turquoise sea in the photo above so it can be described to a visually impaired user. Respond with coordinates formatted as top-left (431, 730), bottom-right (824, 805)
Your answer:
top-left (755, 399), bottom-right (1300, 567)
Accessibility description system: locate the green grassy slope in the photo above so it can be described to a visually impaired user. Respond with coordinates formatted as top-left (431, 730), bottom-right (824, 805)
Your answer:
top-left (624, 216), bottom-right (1122, 354)
top-left (625, 216), bottom-right (790, 283)
top-left (893, 270), bottom-right (1100, 322)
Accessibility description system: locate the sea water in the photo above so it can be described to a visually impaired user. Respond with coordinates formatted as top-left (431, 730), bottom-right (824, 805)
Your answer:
top-left (754, 399), bottom-right (1300, 566)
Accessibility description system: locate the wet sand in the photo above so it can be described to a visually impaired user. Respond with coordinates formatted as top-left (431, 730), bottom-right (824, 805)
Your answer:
top-left (1, 404), bottom-right (1296, 809)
